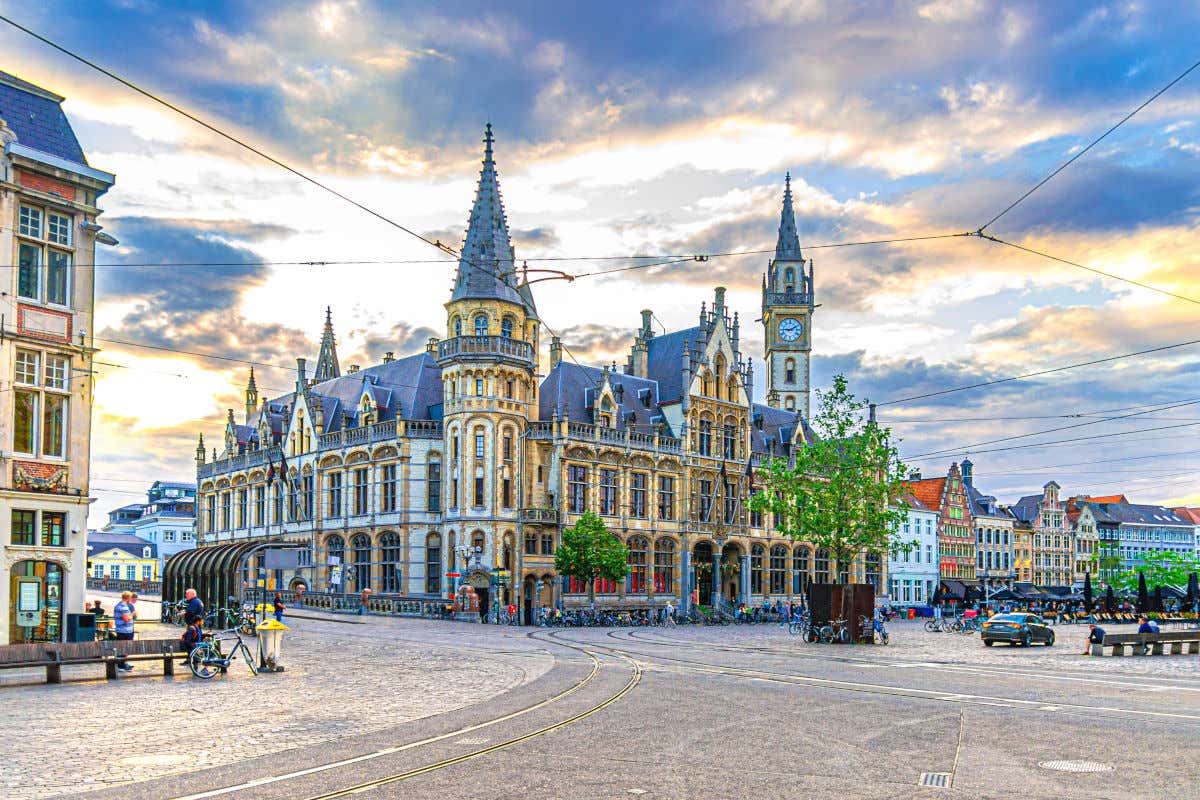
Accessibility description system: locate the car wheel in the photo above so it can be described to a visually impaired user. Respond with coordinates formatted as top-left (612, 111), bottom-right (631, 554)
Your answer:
top-left (1046, 632), bottom-right (1055, 647)
top-left (1021, 633), bottom-right (1032, 648)
top-left (983, 639), bottom-right (994, 647)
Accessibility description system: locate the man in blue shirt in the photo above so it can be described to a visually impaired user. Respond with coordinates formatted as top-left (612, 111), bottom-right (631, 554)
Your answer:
top-left (183, 588), bottom-right (204, 625)
top-left (113, 592), bottom-right (136, 672)
top-left (1083, 624), bottom-right (1105, 656)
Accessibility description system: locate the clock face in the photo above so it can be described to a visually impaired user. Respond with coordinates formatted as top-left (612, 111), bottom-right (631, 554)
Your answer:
top-left (778, 318), bottom-right (803, 342)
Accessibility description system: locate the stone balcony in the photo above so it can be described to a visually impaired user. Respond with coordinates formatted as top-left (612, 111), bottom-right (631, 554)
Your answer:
top-left (435, 335), bottom-right (535, 366)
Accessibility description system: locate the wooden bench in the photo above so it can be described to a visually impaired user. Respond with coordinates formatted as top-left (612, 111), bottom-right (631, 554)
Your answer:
top-left (1091, 631), bottom-right (1200, 656)
top-left (0, 639), bottom-right (181, 684)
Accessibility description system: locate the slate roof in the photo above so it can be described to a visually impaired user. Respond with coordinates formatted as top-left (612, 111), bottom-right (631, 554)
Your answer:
top-left (644, 326), bottom-right (701, 403)
top-left (750, 402), bottom-right (807, 455)
top-left (87, 532), bottom-right (156, 559)
top-left (966, 483), bottom-right (1004, 518)
top-left (0, 71), bottom-right (87, 165)
top-left (275, 351), bottom-right (443, 434)
top-left (539, 361), bottom-right (672, 436)
top-left (1008, 495), bottom-right (1041, 524)
top-left (894, 492), bottom-right (928, 511)
top-left (450, 124), bottom-right (529, 310)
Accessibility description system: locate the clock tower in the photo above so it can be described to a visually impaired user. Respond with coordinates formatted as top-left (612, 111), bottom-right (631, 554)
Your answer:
top-left (762, 173), bottom-right (815, 417)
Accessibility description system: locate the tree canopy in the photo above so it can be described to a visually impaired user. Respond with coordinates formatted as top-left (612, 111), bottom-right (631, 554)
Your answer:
top-left (1110, 549), bottom-right (1200, 592)
top-left (749, 374), bottom-right (912, 585)
top-left (554, 510), bottom-right (629, 602)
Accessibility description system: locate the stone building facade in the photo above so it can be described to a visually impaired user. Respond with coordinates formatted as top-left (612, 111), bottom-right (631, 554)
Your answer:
top-left (195, 126), bottom-right (885, 622)
top-left (0, 72), bottom-right (114, 644)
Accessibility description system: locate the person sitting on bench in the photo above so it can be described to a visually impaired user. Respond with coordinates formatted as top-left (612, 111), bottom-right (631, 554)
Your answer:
top-left (1137, 617), bottom-right (1156, 654)
top-left (1084, 624), bottom-right (1105, 655)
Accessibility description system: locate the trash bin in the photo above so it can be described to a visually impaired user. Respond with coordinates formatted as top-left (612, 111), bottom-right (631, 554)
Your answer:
top-left (908, 608), bottom-right (915, 620)
top-left (255, 619), bottom-right (288, 673)
top-left (66, 613), bottom-right (96, 642)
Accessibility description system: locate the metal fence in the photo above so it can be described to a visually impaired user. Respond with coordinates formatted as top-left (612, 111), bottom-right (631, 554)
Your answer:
top-left (243, 587), bottom-right (447, 619)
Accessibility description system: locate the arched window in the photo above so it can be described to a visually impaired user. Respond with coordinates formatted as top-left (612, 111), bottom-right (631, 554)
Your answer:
top-left (474, 314), bottom-right (488, 337)
top-left (701, 372), bottom-right (711, 396)
top-left (769, 545), bottom-right (787, 594)
top-left (627, 536), bottom-right (649, 593)
top-left (326, 535), bottom-right (345, 587)
top-left (784, 267), bottom-right (795, 292)
top-left (425, 533), bottom-right (442, 594)
top-left (453, 317), bottom-right (462, 337)
top-left (750, 544), bottom-right (765, 595)
top-left (501, 317), bottom-right (514, 338)
top-left (698, 419), bottom-right (712, 456)
top-left (654, 538), bottom-right (676, 594)
top-left (714, 356), bottom-right (726, 400)
top-left (351, 534), bottom-right (372, 591)
top-left (793, 547), bottom-right (810, 594)
top-left (785, 358), bottom-right (796, 384)
top-left (814, 547), bottom-right (830, 584)
top-left (785, 397), bottom-right (796, 411)
top-left (380, 532), bottom-right (402, 593)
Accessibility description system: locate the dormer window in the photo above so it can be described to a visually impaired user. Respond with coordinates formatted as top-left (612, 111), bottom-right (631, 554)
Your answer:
top-left (474, 315), bottom-right (488, 337)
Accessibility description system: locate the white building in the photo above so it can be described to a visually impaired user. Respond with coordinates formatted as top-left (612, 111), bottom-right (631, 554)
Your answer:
top-left (130, 481), bottom-right (196, 575)
top-left (0, 72), bottom-right (114, 644)
top-left (889, 493), bottom-right (940, 608)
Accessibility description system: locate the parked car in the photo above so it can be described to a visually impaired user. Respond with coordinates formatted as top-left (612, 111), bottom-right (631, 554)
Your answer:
top-left (981, 613), bottom-right (1055, 647)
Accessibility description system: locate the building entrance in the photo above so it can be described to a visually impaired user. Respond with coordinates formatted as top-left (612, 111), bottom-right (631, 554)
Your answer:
top-left (9, 560), bottom-right (64, 644)
top-left (692, 542), bottom-right (713, 606)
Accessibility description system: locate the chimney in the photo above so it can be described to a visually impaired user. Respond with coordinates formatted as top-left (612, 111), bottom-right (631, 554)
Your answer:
top-left (714, 286), bottom-right (726, 313)
top-left (296, 357), bottom-right (307, 391)
top-left (549, 336), bottom-right (562, 367)
top-left (908, 469), bottom-right (922, 481)
top-left (383, 351), bottom-right (395, 363)
top-left (640, 309), bottom-right (653, 339)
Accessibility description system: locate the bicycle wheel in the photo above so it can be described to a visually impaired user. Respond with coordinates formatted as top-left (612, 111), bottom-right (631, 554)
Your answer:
top-left (924, 620), bottom-right (938, 632)
top-left (188, 644), bottom-right (221, 679)
top-left (837, 627), bottom-right (852, 644)
top-left (788, 621), bottom-right (802, 636)
top-left (879, 629), bottom-right (889, 645)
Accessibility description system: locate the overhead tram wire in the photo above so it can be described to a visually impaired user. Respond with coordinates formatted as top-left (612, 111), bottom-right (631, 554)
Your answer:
top-left (904, 397), bottom-right (1200, 461)
top-left (877, 337), bottom-right (1200, 407)
top-left (975, 234), bottom-right (1200, 307)
top-left (978, 55), bottom-right (1200, 234)
top-left (903, 419), bottom-right (1200, 461)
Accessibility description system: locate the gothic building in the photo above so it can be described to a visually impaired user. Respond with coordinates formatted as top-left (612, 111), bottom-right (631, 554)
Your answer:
top-left (194, 126), bottom-right (880, 621)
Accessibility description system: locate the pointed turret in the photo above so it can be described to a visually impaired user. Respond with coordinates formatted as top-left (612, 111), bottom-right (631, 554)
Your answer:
top-left (450, 124), bottom-right (528, 309)
top-left (775, 172), bottom-right (803, 262)
top-left (244, 366), bottom-right (258, 422)
top-left (314, 307), bottom-right (340, 382)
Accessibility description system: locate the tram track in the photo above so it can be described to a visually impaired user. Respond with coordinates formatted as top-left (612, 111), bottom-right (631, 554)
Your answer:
top-left (170, 632), bottom-right (639, 800)
top-left (546, 629), bottom-right (1200, 728)
top-left (618, 628), bottom-right (1200, 691)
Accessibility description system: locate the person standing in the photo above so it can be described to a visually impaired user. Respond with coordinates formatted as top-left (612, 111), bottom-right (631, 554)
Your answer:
top-left (183, 588), bottom-right (205, 625)
top-left (113, 592), bottom-right (136, 672)
top-left (273, 593), bottom-right (285, 623)
top-left (88, 600), bottom-right (104, 616)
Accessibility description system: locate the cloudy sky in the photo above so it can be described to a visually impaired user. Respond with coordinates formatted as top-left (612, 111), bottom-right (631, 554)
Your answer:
top-left (2, 0), bottom-right (1198, 525)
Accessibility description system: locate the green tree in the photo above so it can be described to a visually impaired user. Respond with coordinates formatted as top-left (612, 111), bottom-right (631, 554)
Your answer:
top-left (554, 510), bottom-right (630, 603)
top-left (1110, 549), bottom-right (1200, 592)
top-left (749, 374), bottom-right (912, 585)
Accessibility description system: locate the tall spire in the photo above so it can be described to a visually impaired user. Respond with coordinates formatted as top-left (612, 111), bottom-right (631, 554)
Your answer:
top-left (244, 366), bottom-right (258, 422)
top-left (450, 123), bottom-right (528, 308)
top-left (314, 306), bottom-right (340, 381)
top-left (774, 172), bottom-right (803, 262)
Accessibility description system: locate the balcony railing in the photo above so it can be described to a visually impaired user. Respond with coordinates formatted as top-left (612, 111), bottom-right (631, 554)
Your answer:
top-left (765, 290), bottom-right (813, 306)
top-left (436, 335), bottom-right (534, 364)
top-left (521, 507), bottom-right (558, 523)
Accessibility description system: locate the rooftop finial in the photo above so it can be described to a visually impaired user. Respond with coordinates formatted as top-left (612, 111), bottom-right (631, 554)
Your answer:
top-left (483, 122), bottom-right (494, 162)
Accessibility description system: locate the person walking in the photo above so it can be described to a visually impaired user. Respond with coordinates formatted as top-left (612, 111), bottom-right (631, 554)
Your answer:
top-left (273, 593), bottom-right (285, 623)
top-left (88, 600), bottom-right (104, 616)
top-left (113, 591), bottom-right (136, 672)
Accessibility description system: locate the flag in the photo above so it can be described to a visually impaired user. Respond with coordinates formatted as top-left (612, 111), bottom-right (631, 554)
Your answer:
top-left (266, 461), bottom-right (276, 485)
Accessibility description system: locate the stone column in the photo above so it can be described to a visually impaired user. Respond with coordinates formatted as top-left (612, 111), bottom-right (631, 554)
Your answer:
top-left (680, 548), bottom-right (692, 614)
top-left (739, 554), bottom-right (751, 604)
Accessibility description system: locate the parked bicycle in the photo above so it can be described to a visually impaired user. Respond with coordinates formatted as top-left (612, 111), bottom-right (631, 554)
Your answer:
top-left (860, 615), bottom-right (889, 645)
top-left (187, 627), bottom-right (258, 679)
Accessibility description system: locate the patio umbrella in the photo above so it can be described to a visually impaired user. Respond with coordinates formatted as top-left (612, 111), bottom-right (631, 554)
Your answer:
top-left (1154, 584), bottom-right (1164, 613)
top-left (1137, 571), bottom-right (1148, 614)
top-left (1083, 572), bottom-right (1094, 612)
top-left (1104, 585), bottom-right (1116, 615)
top-left (1187, 572), bottom-right (1199, 612)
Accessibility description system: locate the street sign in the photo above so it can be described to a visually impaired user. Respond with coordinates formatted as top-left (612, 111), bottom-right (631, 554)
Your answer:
top-left (330, 565), bottom-right (343, 586)
top-left (265, 548), bottom-right (301, 570)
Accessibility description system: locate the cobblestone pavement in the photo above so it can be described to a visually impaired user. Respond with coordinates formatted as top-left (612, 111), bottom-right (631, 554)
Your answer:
top-left (0, 616), bottom-right (551, 800)
top-left (629, 618), bottom-right (1200, 678)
